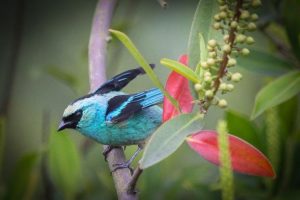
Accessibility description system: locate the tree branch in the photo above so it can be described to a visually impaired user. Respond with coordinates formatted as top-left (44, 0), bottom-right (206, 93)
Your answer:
top-left (88, 0), bottom-right (138, 199)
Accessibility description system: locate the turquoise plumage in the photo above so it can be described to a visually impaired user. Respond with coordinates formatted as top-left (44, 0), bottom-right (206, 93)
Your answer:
top-left (58, 65), bottom-right (162, 170)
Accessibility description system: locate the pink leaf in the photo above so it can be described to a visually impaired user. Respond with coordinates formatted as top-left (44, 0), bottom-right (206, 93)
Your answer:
top-left (163, 54), bottom-right (194, 122)
top-left (186, 130), bottom-right (276, 178)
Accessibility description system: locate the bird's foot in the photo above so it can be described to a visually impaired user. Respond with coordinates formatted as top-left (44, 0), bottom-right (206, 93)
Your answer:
top-left (102, 145), bottom-right (122, 161)
top-left (111, 161), bottom-right (134, 174)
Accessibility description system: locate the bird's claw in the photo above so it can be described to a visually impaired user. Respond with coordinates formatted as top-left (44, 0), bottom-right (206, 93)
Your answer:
top-left (111, 161), bottom-right (134, 174)
top-left (102, 145), bottom-right (122, 161)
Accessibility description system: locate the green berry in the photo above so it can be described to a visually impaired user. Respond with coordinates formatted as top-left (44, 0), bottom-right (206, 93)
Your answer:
top-left (241, 48), bottom-right (250, 55)
top-left (208, 46), bottom-right (216, 52)
top-left (205, 90), bottom-right (214, 98)
top-left (213, 22), bottom-right (221, 30)
top-left (240, 10), bottom-right (250, 19)
top-left (223, 34), bottom-right (230, 43)
top-left (209, 52), bottom-right (217, 58)
top-left (207, 58), bottom-right (216, 66)
top-left (208, 39), bottom-right (217, 47)
top-left (201, 61), bottom-right (208, 69)
top-left (236, 34), bottom-right (246, 43)
top-left (204, 71), bottom-right (211, 77)
top-left (231, 72), bottom-right (242, 82)
top-left (248, 22), bottom-right (256, 31)
top-left (252, 0), bottom-right (262, 7)
top-left (219, 5), bottom-right (228, 11)
top-left (230, 21), bottom-right (238, 28)
top-left (251, 13), bottom-right (259, 21)
top-left (223, 44), bottom-right (231, 53)
top-left (194, 83), bottom-right (202, 91)
top-left (226, 84), bottom-right (234, 91)
top-left (214, 14), bottom-right (221, 21)
top-left (220, 83), bottom-right (227, 91)
top-left (218, 99), bottom-right (228, 108)
top-left (227, 58), bottom-right (237, 67)
top-left (204, 76), bottom-right (212, 82)
top-left (219, 11), bottom-right (227, 19)
top-left (246, 36), bottom-right (255, 44)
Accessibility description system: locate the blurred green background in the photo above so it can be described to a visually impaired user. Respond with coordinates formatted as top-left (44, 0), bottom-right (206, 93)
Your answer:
top-left (1, 0), bottom-right (300, 199)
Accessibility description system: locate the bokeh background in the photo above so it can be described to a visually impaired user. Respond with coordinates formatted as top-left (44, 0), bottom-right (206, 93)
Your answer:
top-left (1, 0), bottom-right (299, 199)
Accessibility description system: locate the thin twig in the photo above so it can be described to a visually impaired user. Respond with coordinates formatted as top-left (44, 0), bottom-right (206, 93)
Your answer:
top-left (127, 166), bottom-right (143, 194)
top-left (88, 0), bottom-right (139, 199)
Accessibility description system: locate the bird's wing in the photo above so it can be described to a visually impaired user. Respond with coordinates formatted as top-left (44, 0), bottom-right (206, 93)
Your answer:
top-left (105, 88), bottom-right (163, 123)
top-left (94, 64), bottom-right (155, 94)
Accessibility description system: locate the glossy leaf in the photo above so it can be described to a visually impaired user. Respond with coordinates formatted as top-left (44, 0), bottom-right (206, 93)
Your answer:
top-left (187, 130), bottom-right (275, 177)
top-left (5, 152), bottom-right (39, 200)
top-left (163, 55), bottom-right (194, 122)
top-left (237, 49), bottom-right (293, 76)
top-left (251, 71), bottom-right (300, 119)
top-left (140, 113), bottom-right (203, 169)
top-left (160, 58), bottom-right (200, 83)
top-left (187, 0), bottom-right (218, 68)
top-left (226, 110), bottom-right (261, 149)
top-left (109, 29), bottom-right (179, 110)
top-left (48, 131), bottom-right (82, 199)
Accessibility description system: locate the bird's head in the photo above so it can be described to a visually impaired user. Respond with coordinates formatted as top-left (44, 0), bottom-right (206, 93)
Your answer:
top-left (58, 96), bottom-right (102, 132)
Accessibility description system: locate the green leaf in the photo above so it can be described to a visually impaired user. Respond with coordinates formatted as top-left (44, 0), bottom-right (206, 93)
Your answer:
top-left (48, 131), bottom-right (82, 199)
top-left (109, 29), bottom-right (179, 110)
top-left (187, 0), bottom-right (218, 69)
top-left (5, 152), bottom-right (39, 200)
top-left (251, 71), bottom-right (300, 119)
top-left (226, 110), bottom-right (261, 149)
top-left (140, 113), bottom-right (203, 169)
top-left (160, 58), bottom-right (200, 83)
top-left (195, 33), bottom-right (207, 75)
top-left (238, 49), bottom-right (294, 76)
top-left (278, 97), bottom-right (298, 137)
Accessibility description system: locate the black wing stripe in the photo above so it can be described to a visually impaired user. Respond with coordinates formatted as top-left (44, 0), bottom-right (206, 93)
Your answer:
top-left (105, 88), bottom-right (163, 123)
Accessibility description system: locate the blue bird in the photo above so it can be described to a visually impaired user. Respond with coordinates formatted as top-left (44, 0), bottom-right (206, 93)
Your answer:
top-left (58, 64), bottom-right (163, 171)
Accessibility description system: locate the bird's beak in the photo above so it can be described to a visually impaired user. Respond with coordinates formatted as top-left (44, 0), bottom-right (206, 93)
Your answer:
top-left (57, 120), bottom-right (69, 132)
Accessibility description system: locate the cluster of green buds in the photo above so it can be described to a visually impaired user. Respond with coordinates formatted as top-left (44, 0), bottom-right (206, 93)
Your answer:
top-left (194, 0), bottom-right (261, 111)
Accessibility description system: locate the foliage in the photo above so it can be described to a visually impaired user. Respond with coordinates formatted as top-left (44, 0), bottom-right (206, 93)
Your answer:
top-left (251, 71), bottom-right (300, 119)
top-left (140, 113), bottom-right (203, 169)
top-left (1, 0), bottom-right (300, 199)
top-left (48, 128), bottom-right (82, 199)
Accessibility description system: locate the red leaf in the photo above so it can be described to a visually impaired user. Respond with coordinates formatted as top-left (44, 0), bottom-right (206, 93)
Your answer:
top-left (163, 54), bottom-right (194, 122)
top-left (186, 130), bottom-right (276, 178)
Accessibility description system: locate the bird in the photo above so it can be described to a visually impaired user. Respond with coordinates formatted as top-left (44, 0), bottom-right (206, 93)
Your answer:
top-left (58, 64), bottom-right (163, 171)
